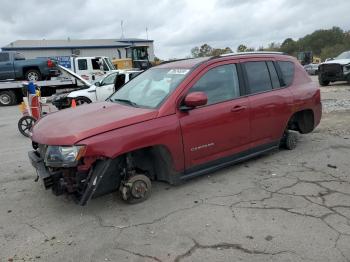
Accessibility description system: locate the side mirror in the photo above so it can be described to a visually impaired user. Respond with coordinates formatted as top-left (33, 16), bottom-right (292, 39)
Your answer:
top-left (95, 81), bottom-right (101, 87)
top-left (181, 92), bottom-right (208, 110)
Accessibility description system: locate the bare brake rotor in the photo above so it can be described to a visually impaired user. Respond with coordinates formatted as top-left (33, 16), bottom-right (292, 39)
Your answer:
top-left (120, 174), bottom-right (152, 204)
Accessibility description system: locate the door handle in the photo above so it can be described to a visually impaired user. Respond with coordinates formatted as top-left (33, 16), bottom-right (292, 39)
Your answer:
top-left (231, 105), bottom-right (247, 112)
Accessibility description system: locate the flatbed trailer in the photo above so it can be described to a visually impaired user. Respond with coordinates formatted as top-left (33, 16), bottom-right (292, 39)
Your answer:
top-left (0, 78), bottom-right (76, 106)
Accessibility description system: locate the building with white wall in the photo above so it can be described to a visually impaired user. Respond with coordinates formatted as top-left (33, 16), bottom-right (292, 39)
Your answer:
top-left (1, 38), bottom-right (155, 61)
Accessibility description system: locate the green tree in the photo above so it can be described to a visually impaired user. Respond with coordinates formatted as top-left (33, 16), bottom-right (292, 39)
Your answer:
top-left (191, 47), bottom-right (200, 58)
top-left (320, 44), bottom-right (348, 60)
top-left (264, 42), bottom-right (280, 51)
top-left (237, 44), bottom-right (247, 52)
top-left (211, 47), bottom-right (233, 56)
top-left (280, 38), bottom-right (297, 54)
top-left (198, 44), bottom-right (213, 57)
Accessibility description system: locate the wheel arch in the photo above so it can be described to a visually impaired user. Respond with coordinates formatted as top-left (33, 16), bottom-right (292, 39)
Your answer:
top-left (115, 144), bottom-right (180, 185)
top-left (22, 66), bottom-right (40, 75)
top-left (286, 109), bottom-right (315, 134)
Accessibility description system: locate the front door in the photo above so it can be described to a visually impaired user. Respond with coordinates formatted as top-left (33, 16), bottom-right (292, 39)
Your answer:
top-left (96, 72), bottom-right (119, 101)
top-left (179, 63), bottom-right (251, 169)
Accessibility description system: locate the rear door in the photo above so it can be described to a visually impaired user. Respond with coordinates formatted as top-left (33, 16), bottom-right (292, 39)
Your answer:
top-left (241, 58), bottom-right (293, 146)
top-left (179, 62), bottom-right (251, 169)
top-left (0, 53), bottom-right (15, 80)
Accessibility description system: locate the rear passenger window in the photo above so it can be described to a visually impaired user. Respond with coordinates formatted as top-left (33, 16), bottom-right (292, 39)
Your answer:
top-left (78, 59), bottom-right (87, 70)
top-left (244, 62), bottom-right (272, 94)
top-left (190, 64), bottom-right (240, 105)
top-left (0, 53), bottom-right (9, 62)
top-left (277, 61), bottom-right (294, 86)
top-left (267, 62), bottom-right (281, 89)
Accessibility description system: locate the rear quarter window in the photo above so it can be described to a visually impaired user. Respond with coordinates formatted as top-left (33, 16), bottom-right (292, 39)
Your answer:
top-left (277, 61), bottom-right (294, 86)
top-left (0, 53), bottom-right (10, 62)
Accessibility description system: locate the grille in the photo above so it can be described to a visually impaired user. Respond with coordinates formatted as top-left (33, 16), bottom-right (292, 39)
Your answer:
top-left (320, 64), bottom-right (342, 74)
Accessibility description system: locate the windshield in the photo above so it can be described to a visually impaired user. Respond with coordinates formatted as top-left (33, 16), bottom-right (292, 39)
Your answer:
top-left (335, 51), bottom-right (350, 60)
top-left (109, 68), bottom-right (190, 108)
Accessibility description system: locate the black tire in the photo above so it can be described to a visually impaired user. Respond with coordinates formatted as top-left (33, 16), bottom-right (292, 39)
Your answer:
top-left (318, 78), bottom-right (329, 86)
top-left (24, 69), bottom-right (42, 81)
top-left (0, 90), bottom-right (17, 106)
top-left (18, 116), bottom-right (36, 137)
top-left (280, 130), bottom-right (298, 150)
top-left (74, 97), bottom-right (92, 106)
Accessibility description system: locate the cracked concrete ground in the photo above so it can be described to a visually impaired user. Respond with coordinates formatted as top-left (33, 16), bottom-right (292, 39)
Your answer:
top-left (0, 76), bottom-right (350, 262)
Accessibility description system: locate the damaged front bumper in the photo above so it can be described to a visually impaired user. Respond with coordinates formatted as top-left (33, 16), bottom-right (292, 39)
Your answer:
top-left (28, 150), bottom-right (120, 205)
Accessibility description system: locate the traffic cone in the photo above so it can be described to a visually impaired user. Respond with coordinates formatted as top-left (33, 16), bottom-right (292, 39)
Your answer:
top-left (71, 99), bottom-right (77, 108)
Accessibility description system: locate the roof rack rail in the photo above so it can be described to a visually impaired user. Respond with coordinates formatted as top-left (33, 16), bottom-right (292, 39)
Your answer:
top-left (219, 51), bottom-right (286, 57)
top-left (159, 58), bottom-right (194, 65)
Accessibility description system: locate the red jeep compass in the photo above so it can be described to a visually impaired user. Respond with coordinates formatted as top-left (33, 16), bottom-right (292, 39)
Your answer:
top-left (28, 52), bottom-right (322, 205)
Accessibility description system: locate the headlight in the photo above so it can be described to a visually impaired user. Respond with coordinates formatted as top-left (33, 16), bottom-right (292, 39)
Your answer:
top-left (44, 145), bottom-right (86, 167)
top-left (344, 64), bottom-right (350, 71)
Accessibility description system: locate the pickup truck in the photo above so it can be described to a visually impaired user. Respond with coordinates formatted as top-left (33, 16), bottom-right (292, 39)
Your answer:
top-left (28, 52), bottom-right (322, 205)
top-left (318, 51), bottom-right (350, 86)
top-left (51, 66), bottom-right (142, 109)
top-left (0, 51), bottom-right (59, 81)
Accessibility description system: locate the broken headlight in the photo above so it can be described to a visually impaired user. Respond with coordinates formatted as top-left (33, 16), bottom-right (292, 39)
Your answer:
top-left (44, 145), bottom-right (86, 167)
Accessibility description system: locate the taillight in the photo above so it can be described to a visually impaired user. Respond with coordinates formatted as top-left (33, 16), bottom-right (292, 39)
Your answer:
top-left (47, 59), bottom-right (54, 68)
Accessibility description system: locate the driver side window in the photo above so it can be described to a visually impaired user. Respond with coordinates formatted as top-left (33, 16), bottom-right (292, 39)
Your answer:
top-left (190, 64), bottom-right (240, 105)
top-left (101, 73), bottom-right (117, 86)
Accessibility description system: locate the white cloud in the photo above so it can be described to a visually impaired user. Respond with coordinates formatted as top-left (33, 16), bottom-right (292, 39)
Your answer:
top-left (0, 0), bottom-right (349, 59)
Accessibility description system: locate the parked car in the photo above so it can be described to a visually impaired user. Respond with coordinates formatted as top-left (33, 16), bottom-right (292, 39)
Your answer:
top-left (0, 51), bottom-right (59, 81)
top-left (28, 52), bottom-right (322, 205)
top-left (318, 51), bottom-right (350, 86)
top-left (303, 63), bottom-right (319, 75)
top-left (51, 66), bottom-right (142, 109)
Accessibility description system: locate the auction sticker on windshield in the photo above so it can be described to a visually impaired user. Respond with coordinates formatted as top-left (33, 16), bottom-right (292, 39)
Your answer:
top-left (167, 69), bottom-right (190, 75)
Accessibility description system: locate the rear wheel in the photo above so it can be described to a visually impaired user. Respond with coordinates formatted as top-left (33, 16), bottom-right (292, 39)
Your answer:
top-left (280, 130), bottom-right (298, 150)
top-left (0, 90), bottom-right (17, 106)
top-left (18, 116), bottom-right (36, 137)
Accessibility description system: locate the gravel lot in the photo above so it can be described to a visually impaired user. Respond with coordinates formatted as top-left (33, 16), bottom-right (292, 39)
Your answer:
top-left (1, 76), bottom-right (350, 262)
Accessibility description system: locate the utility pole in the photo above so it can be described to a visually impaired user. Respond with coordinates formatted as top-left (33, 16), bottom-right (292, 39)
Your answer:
top-left (120, 20), bottom-right (125, 39)
top-left (146, 27), bottom-right (149, 40)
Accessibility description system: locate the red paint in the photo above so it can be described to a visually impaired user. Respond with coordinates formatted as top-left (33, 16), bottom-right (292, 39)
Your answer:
top-left (31, 53), bottom-right (322, 173)
top-left (183, 92), bottom-right (208, 107)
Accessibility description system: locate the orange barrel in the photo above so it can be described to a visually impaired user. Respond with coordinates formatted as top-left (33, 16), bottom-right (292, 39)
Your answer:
top-left (30, 95), bottom-right (40, 120)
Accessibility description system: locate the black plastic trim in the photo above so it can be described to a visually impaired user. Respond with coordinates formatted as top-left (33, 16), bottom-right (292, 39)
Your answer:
top-left (181, 141), bottom-right (279, 181)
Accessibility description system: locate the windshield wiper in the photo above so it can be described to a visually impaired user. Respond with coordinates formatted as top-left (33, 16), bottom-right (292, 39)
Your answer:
top-left (112, 98), bottom-right (139, 107)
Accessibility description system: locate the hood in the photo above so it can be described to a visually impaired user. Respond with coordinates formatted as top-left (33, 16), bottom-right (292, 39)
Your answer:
top-left (58, 65), bottom-right (92, 86)
top-left (31, 102), bottom-right (158, 145)
top-left (322, 59), bottom-right (350, 65)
